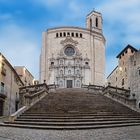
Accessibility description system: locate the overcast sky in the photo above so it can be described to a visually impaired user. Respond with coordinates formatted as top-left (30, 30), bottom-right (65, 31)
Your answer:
top-left (0, 0), bottom-right (140, 79)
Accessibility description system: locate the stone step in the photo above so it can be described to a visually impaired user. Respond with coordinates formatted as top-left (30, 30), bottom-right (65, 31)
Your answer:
top-left (0, 123), bottom-right (140, 130)
top-left (15, 118), bottom-right (140, 122)
top-left (21, 113), bottom-right (140, 116)
top-left (2, 122), bottom-right (140, 130)
top-left (19, 114), bottom-right (140, 119)
top-left (5, 120), bottom-right (140, 126)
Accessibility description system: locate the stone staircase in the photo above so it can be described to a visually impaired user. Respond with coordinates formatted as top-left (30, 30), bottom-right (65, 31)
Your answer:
top-left (4, 88), bottom-right (140, 129)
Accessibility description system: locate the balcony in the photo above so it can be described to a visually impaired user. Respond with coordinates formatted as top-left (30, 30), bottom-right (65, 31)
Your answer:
top-left (1, 67), bottom-right (6, 76)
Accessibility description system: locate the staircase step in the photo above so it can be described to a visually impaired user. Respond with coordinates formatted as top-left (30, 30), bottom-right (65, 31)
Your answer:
top-left (2, 122), bottom-right (140, 130)
top-left (15, 118), bottom-right (140, 122)
top-left (5, 120), bottom-right (140, 126)
top-left (18, 115), bottom-right (140, 119)
top-left (8, 88), bottom-right (140, 130)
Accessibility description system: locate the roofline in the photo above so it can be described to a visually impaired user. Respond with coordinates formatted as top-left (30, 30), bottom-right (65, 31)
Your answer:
top-left (107, 66), bottom-right (118, 79)
top-left (45, 26), bottom-right (105, 42)
top-left (14, 66), bottom-right (34, 78)
top-left (46, 26), bottom-right (89, 32)
top-left (116, 44), bottom-right (138, 58)
top-left (0, 53), bottom-right (24, 86)
top-left (86, 10), bottom-right (101, 17)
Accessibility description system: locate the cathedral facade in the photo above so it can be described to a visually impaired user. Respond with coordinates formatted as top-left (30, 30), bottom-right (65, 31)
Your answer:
top-left (40, 10), bottom-right (105, 88)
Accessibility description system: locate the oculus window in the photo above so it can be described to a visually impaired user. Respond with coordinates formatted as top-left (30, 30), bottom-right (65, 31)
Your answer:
top-left (64, 45), bottom-right (75, 56)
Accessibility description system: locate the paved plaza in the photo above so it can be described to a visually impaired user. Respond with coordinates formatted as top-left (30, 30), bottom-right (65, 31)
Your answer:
top-left (0, 125), bottom-right (140, 140)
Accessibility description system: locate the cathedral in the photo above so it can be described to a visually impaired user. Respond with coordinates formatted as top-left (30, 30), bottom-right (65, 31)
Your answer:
top-left (40, 10), bottom-right (105, 88)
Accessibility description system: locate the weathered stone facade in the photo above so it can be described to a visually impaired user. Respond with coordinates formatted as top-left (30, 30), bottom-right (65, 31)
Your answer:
top-left (14, 66), bottom-right (34, 86)
top-left (40, 10), bottom-right (105, 88)
top-left (107, 44), bottom-right (140, 108)
top-left (129, 51), bottom-right (140, 108)
top-left (0, 53), bottom-right (24, 116)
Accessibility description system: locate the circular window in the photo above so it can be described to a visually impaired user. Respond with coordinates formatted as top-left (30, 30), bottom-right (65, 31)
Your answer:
top-left (64, 45), bottom-right (75, 56)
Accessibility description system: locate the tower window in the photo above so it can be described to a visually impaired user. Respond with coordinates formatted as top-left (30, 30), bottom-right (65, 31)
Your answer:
top-left (63, 32), bottom-right (66, 37)
top-left (85, 62), bottom-right (89, 65)
top-left (95, 17), bottom-right (98, 27)
top-left (67, 32), bottom-right (70, 36)
top-left (90, 18), bottom-right (92, 29)
top-left (76, 33), bottom-right (78, 37)
top-left (80, 33), bottom-right (82, 38)
top-left (71, 32), bottom-right (74, 37)
top-left (56, 33), bottom-right (58, 38)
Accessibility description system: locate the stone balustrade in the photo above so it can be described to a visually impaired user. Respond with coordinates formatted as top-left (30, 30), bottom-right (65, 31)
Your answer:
top-left (19, 83), bottom-right (49, 107)
top-left (8, 83), bottom-right (49, 122)
top-left (82, 84), bottom-right (104, 93)
top-left (103, 85), bottom-right (136, 108)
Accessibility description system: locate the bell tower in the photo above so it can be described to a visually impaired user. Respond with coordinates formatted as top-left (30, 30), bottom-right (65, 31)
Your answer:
top-left (86, 10), bottom-right (103, 33)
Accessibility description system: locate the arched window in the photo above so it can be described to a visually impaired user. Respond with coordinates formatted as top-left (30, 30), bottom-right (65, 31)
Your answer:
top-left (90, 18), bottom-right (92, 29)
top-left (71, 32), bottom-right (74, 37)
top-left (63, 32), bottom-right (66, 37)
top-left (67, 32), bottom-right (70, 36)
top-left (96, 17), bottom-right (98, 27)
top-left (56, 33), bottom-right (58, 37)
top-left (68, 70), bottom-right (71, 75)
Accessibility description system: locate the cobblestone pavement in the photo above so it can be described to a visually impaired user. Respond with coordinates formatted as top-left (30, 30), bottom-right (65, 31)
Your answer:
top-left (0, 126), bottom-right (140, 140)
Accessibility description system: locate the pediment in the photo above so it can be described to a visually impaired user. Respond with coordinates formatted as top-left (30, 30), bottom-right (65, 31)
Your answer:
top-left (60, 37), bottom-right (78, 46)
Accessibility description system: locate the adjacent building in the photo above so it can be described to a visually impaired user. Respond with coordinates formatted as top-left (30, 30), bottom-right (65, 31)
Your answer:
top-left (14, 66), bottom-right (34, 86)
top-left (0, 53), bottom-right (24, 116)
top-left (107, 44), bottom-right (140, 107)
top-left (40, 10), bottom-right (105, 88)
